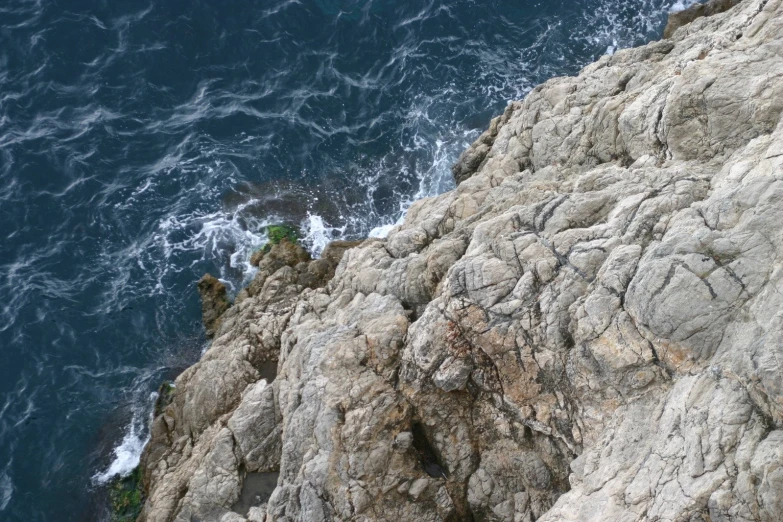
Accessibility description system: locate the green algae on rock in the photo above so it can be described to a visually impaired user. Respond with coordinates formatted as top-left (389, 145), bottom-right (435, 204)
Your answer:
top-left (109, 467), bottom-right (144, 522)
top-left (265, 224), bottom-right (299, 246)
top-left (250, 224), bottom-right (301, 266)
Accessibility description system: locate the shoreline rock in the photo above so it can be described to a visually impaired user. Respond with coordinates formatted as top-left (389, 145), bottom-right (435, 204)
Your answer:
top-left (138, 1), bottom-right (783, 521)
top-left (197, 274), bottom-right (231, 338)
top-left (664, 0), bottom-right (743, 38)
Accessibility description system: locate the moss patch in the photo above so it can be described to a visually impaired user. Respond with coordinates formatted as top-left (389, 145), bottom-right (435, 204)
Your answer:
top-left (109, 466), bottom-right (144, 522)
top-left (252, 224), bottom-right (300, 262)
top-left (267, 224), bottom-right (299, 245)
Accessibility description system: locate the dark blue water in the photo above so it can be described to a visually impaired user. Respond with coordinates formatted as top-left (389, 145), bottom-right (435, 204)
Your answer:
top-left (0, 0), bottom-right (696, 519)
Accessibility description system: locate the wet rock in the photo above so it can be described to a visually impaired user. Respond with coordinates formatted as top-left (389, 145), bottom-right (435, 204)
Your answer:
top-left (249, 249), bottom-right (265, 267)
top-left (244, 238), bottom-right (360, 300)
top-left (320, 239), bottom-right (363, 266)
top-left (664, 0), bottom-right (742, 38)
top-left (196, 273), bottom-right (231, 337)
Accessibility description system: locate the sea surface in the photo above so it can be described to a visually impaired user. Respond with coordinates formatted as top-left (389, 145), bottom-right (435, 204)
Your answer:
top-left (0, 0), bottom-right (699, 519)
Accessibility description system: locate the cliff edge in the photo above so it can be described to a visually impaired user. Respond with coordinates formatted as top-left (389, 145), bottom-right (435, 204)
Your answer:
top-left (138, 1), bottom-right (783, 520)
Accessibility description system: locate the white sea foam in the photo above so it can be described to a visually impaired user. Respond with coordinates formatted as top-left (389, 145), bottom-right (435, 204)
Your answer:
top-left (301, 214), bottom-right (347, 257)
top-left (369, 223), bottom-right (397, 239)
top-left (92, 391), bottom-right (157, 485)
top-left (144, 198), bottom-right (270, 294)
top-left (93, 428), bottom-right (147, 484)
top-left (164, 199), bottom-right (269, 273)
top-left (669, 0), bottom-right (701, 13)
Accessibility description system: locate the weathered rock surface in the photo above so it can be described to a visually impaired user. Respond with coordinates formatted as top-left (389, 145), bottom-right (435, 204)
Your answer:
top-left (139, 1), bottom-right (783, 521)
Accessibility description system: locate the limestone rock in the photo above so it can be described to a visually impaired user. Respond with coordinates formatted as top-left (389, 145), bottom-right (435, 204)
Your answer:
top-left (139, 2), bottom-right (783, 521)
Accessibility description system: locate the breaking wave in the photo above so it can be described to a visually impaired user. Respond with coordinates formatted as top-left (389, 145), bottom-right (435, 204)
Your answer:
top-left (92, 391), bottom-right (156, 485)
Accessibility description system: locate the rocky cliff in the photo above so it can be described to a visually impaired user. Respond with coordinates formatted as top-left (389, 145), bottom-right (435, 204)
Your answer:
top-left (137, 1), bottom-right (783, 520)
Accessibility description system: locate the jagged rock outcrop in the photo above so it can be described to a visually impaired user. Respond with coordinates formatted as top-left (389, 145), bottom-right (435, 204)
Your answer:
top-left (139, 1), bottom-right (783, 521)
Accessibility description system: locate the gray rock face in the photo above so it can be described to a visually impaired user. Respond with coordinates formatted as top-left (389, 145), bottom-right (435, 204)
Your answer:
top-left (139, 1), bottom-right (783, 521)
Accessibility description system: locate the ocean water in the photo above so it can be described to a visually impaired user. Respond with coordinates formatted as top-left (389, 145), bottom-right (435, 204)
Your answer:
top-left (0, 0), bottom-right (698, 520)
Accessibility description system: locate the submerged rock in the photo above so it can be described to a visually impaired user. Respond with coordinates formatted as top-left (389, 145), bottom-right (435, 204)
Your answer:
top-left (139, 1), bottom-right (783, 521)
